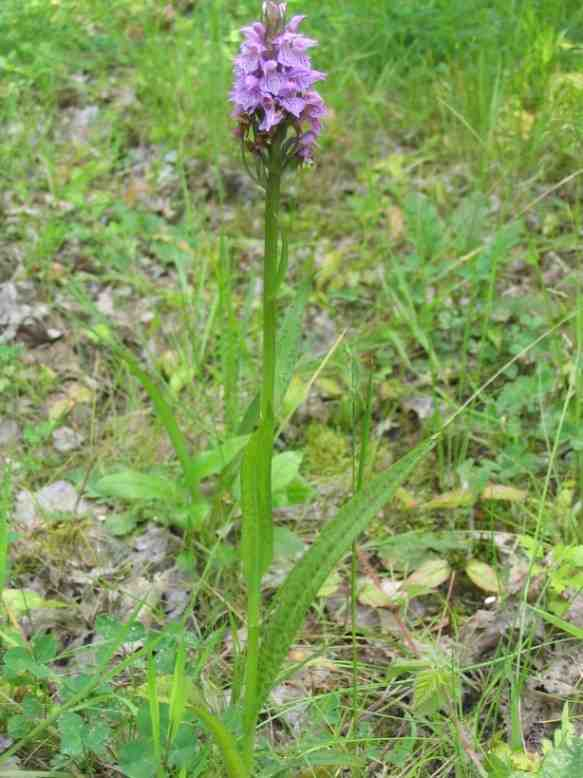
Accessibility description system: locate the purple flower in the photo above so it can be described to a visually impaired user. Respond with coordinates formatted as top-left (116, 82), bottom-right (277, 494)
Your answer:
top-left (260, 60), bottom-right (284, 95)
top-left (236, 23), bottom-right (267, 73)
top-left (286, 66), bottom-right (326, 91)
top-left (231, 3), bottom-right (327, 163)
top-left (258, 95), bottom-right (284, 132)
top-left (285, 15), bottom-right (306, 34)
top-left (275, 32), bottom-right (317, 69)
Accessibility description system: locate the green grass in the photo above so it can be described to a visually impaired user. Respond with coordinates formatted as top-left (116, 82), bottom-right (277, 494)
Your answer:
top-left (3, 0), bottom-right (583, 775)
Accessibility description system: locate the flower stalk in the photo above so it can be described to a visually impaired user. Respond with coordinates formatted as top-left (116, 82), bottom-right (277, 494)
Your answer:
top-left (241, 127), bottom-right (284, 771)
top-left (261, 131), bottom-right (283, 433)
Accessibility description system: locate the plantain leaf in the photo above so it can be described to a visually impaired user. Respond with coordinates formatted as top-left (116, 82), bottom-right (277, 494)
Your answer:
top-left (240, 426), bottom-right (274, 588)
top-left (94, 470), bottom-right (183, 503)
top-left (255, 438), bottom-right (434, 714)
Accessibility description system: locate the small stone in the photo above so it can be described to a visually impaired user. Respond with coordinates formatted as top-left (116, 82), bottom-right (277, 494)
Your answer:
top-left (0, 419), bottom-right (20, 447)
top-left (14, 490), bottom-right (36, 527)
top-left (53, 426), bottom-right (84, 453)
top-left (36, 480), bottom-right (90, 516)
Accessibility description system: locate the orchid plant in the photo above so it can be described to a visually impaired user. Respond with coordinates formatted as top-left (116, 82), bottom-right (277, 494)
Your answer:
top-left (186, 4), bottom-right (433, 776)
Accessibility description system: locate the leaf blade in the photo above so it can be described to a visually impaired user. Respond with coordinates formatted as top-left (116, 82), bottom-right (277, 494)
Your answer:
top-left (255, 438), bottom-right (434, 714)
top-left (240, 427), bottom-right (274, 586)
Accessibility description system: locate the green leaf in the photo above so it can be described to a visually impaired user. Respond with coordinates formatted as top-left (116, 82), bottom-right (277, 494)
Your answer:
top-left (0, 466), bottom-right (10, 596)
top-left (4, 647), bottom-right (52, 680)
top-left (0, 770), bottom-right (71, 777)
top-left (274, 228), bottom-right (289, 293)
top-left (263, 748), bottom-right (363, 777)
top-left (2, 589), bottom-right (67, 614)
top-left (271, 451), bottom-right (302, 493)
top-left (118, 738), bottom-right (159, 778)
top-left (217, 236), bottom-right (241, 434)
top-left (94, 470), bottom-right (183, 503)
top-left (84, 720), bottom-right (111, 756)
top-left (404, 558), bottom-right (451, 592)
top-left (541, 736), bottom-right (583, 777)
top-left (275, 275), bottom-right (310, 412)
top-left (105, 512), bottom-right (139, 536)
top-left (530, 606), bottom-right (583, 639)
top-left (57, 712), bottom-right (85, 757)
top-left (255, 438), bottom-right (433, 715)
top-left (413, 667), bottom-right (457, 715)
top-left (465, 559), bottom-right (500, 593)
top-left (240, 427), bottom-right (274, 587)
top-left (120, 352), bottom-right (202, 503)
top-left (32, 633), bottom-right (58, 663)
top-left (379, 530), bottom-right (466, 572)
top-left (7, 713), bottom-right (29, 740)
top-left (273, 526), bottom-right (306, 562)
top-left (235, 450), bottom-right (312, 508)
top-left (167, 723), bottom-right (201, 768)
top-left (277, 475), bottom-right (313, 506)
top-left (190, 436), bottom-right (249, 482)
top-left (170, 501), bottom-right (210, 530)
top-left (189, 692), bottom-right (248, 778)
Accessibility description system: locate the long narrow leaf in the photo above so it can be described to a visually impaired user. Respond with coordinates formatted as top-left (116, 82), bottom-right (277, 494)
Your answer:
top-left (0, 465), bottom-right (10, 597)
top-left (218, 236), bottom-right (241, 434)
top-left (189, 698), bottom-right (248, 778)
top-left (255, 438), bottom-right (434, 714)
top-left (240, 427), bottom-right (274, 585)
top-left (274, 275), bottom-right (310, 412)
top-left (529, 606), bottom-right (583, 640)
top-left (274, 228), bottom-right (289, 293)
top-left (121, 352), bottom-right (201, 502)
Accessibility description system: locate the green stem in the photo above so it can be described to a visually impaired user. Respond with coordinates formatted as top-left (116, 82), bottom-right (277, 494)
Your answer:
top-left (261, 139), bottom-right (283, 431)
top-left (242, 576), bottom-right (262, 768)
top-left (242, 136), bottom-right (283, 770)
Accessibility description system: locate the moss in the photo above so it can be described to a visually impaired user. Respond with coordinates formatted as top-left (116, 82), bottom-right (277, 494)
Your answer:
top-left (304, 423), bottom-right (351, 478)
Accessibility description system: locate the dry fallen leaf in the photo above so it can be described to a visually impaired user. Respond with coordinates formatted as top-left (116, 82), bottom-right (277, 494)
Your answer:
top-left (387, 205), bottom-right (405, 240)
top-left (48, 382), bottom-right (94, 420)
top-left (317, 570), bottom-right (342, 598)
top-left (465, 559), bottom-right (501, 594)
top-left (358, 576), bottom-right (403, 608)
top-left (404, 558), bottom-right (451, 591)
top-left (481, 484), bottom-right (527, 502)
top-left (394, 486), bottom-right (418, 509)
top-left (423, 489), bottom-right (475, 510)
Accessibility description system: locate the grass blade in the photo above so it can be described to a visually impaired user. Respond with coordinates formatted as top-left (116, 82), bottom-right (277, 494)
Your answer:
top-left (217, 235), bottom-right (241, 434)
top-left (274, 274), bottom-right (310, 413)
top-left (275, 228), bottom-right (289, 293)
top-left (0, 465), bottom-right (10, 598)
top-left (120, 351), bottom-right (202, 504)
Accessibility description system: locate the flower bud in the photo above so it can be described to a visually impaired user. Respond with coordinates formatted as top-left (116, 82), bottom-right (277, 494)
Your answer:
top-left (262, 2), bottom-right (286, 37)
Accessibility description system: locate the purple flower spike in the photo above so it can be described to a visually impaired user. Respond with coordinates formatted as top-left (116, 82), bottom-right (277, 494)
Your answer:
top-left (231, 3), bottom-right (327, 165)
